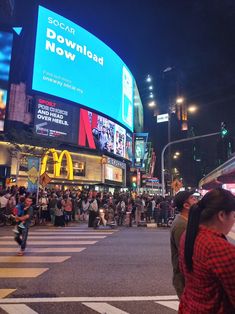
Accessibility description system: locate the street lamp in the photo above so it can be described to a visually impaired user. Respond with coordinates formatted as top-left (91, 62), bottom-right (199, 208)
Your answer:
top-left (146, 75), bottom-right (152, 83)
top-left (176, 97), bottom-right (184, 104)
top-left (188, 105), bottom-right (198, 113)
top-left (148, 101), bottom-right (156, 108)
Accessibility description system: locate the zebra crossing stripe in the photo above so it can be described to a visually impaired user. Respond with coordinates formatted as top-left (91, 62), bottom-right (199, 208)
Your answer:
top-left (155, 300), bottom-right (179, 311)
top-left (0, 295), bottom-right (178, 303)
top-left (0, 256), bottom-right (70, 263)
top-left (0, 241), bottom-right (97, 245)
top-left (0, 247), bottom-right (85, 253)
top-left (0, 289), bottom-right (16, 298)
top-left (0, 268), bottom-right (48, 278)
top-left (0, 304), bottom-right (38, 314)
top-left (35, 228), bottom-right (117, 232)
top-left (28, 232), bottom-right (114, 235)
top-left (83, 302), bottom-right (129, 314)
top-left (1, 236), bottom-right (107, 239)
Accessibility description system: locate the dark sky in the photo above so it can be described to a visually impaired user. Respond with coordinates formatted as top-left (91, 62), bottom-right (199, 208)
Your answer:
top-left (11, 0), bottom-right (235, 185)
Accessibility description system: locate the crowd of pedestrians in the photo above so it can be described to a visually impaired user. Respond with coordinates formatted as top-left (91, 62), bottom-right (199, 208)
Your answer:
top-left (0, 185), bottom-right (176, 229)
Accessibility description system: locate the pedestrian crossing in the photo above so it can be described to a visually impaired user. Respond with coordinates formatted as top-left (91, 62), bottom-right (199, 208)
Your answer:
top-left (0, 226), bottom-right (116, 306)
top-left (0, 296), bottom-right (179, 313)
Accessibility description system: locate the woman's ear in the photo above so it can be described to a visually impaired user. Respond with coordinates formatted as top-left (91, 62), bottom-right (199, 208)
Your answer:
top-left (217, 210), bottom-right (225, 223)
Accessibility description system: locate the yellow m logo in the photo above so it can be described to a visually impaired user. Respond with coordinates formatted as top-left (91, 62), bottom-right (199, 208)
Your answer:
top-left (41, 149), bottom-right (74, 180)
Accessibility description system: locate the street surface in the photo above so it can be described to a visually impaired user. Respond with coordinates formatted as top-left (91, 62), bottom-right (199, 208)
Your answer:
top-left (0, 223), bottom-right (234, 314)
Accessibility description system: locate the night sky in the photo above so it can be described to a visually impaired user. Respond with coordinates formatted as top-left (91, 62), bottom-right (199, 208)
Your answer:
top-left (10, 0), bottom-right (235, 185)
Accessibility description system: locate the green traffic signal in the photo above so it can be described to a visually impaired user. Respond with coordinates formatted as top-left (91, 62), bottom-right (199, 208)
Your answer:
top-left (221, 122), bottom-right (228, 138)
top-left (221, 128), bottom-right (228, 137)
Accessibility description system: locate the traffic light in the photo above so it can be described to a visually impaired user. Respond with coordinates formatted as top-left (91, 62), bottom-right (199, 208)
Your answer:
top-left (221, 122), bottom-right (228, 138)
top-left (131, 176), bottom-right (137, 189)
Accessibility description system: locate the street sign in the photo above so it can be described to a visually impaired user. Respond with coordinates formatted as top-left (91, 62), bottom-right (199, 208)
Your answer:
top-left (157, 113), bottom-right (169, 123)
top-left (40, 172), bottom-right (52, 188)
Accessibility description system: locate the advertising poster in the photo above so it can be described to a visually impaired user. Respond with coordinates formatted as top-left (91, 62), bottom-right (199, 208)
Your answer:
top-left (133, 133), bottom-right (148, 168)
top-left (27, 157), bottom-right (40, 193)
top-left (0, 31), bottom-right (13, 131)
top-left (34, 97), bottom-right (79, 143)
top-left (125, 132), bottom-right (133, 161)
top-left (79, 109), bottom-right (126, 158)
top-left (32, 6), bottom-right (134, 131)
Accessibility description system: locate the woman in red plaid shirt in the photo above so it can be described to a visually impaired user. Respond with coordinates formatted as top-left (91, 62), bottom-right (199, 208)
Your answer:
top-left (179, 188), bottom-right (235, 314)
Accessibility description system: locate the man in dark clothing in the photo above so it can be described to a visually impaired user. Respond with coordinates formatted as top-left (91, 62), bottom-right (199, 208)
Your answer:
top-left (14, 197), bottom-right (33, 256)
top-left (170, 191), bottom-right (197, 297)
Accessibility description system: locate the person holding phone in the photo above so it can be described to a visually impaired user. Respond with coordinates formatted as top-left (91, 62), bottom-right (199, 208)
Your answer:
top-left (14, 197), bottom-right (34, 256)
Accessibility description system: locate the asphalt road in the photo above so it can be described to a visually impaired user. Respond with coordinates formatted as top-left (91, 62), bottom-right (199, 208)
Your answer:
top-left (0, 223), bottom-right (234, 314)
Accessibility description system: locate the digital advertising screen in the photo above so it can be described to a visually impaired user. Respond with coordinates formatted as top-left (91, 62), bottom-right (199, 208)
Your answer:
top-left (34, 97), bottom-right (79, 143)
top-left (34, 96), bottom-right (131, 159)
top-left (32, 6), bottom-right (134, 131)
top-left (80, 109), bottom-right (126, 158)
top-left (0, 30), bottom-right (13, 131)
top-left (125, 132), bottom-right (133, 161)
top-left (133, 133), bottom-right (148, 168)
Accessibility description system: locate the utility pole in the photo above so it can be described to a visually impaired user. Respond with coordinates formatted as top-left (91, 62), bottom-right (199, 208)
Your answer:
top-left (161, 132), bottom-right (220, 197)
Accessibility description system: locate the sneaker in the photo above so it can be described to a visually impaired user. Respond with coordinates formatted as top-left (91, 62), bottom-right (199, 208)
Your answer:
top-left (12, 228), bottom-right (19, 234)
top-left (17, 250), bottom-right (24, 256)
top-left (18, 222), bottom-right (25, 229)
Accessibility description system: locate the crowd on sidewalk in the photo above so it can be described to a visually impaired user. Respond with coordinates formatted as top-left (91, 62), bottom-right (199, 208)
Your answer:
top-left (0, 185), bottom-right (176, 228)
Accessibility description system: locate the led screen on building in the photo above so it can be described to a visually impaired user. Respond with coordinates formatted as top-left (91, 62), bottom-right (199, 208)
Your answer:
top-left (32, 6), bottom-right (134, 131)
top-left (0, 30), bottom-right (13, 131)
top-left (34, 96), bottom-right (131, 159)
top-left (34, 97), bottom-right (79, 143)
top-left (133, 133), bottom-right (148, 168)
top-left (79, 109), bottom-right (126, 158)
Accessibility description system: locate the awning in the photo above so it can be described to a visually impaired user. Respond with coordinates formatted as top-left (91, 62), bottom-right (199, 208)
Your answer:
top-left (199, 155), bottom-right (235, 189)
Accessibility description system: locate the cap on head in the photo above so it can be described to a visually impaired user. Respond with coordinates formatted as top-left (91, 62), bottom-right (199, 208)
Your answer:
top-left (173, 191), bottom-right (194, 211)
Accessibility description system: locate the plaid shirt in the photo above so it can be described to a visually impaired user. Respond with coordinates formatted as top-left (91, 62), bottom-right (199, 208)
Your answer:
top-left (179, 225), bottom-right (235, 314)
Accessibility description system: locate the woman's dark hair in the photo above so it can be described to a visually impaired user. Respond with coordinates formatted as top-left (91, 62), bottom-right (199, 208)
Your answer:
top-left (185, 188), bottom-right (235, 272)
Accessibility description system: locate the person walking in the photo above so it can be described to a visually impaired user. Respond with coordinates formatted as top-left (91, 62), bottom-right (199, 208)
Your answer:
top-left (179, 188), bottom-right (235, 314)
top-left (14, 196), bottom-right (34, 256)
top-left (62, 195), bottom-right (73, 226)
top-left (48, 194), bottom-right (57, 225)
top-left (170, 191), bottom-right (197, 298)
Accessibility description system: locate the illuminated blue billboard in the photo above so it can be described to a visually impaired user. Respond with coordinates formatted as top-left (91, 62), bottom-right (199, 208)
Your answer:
top-left (0, 31), bottom-right (13, 132)
top-left (32, 6), bottom-right (134, 131)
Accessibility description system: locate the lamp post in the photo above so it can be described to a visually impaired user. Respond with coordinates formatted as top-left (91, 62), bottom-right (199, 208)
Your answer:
top-left (161, 132), bottom-right (220, 197)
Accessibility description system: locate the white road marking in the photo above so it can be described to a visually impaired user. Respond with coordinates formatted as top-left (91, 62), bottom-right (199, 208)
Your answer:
top-left (0, 241), bottom-right (97, 245)
top-left (83, 302), bottom-right (129, 314)
top-left (0, 268), bottom-right (48, 278)
top-left (0, 247), bottom-right (85, 253)
top-left (156, 300), bottom-right (179, 311)
top-left (0, 304), bottom-right (38, 314)
top-left (0, 289), bottom-right (16, 298)
top-left (35, 228), bottom-right (116, 232)
top-left (1, 236), bottom-right (106, 239)
top-left (0, 256), bottom-right (70, 263)
top-left (0, 295), bottom-right (178, 304)
top-left (28, 232), bottom-right (113, 235)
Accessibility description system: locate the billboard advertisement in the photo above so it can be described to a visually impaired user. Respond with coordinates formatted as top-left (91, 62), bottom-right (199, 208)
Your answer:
top-left (80, 109), bottom-right (126, 158)
top-left (34, 97), bottom-right (79, 143)
top-left (133, 133), bottom-right (148, 168)
top-left (125, 132), bottom-right (133, 161)
top-left (0, 30), bottom-right (13, 131)
top-left (34, 97), bottom-right (131, 159)
top-left (32, 6), bottom-right (134, 131)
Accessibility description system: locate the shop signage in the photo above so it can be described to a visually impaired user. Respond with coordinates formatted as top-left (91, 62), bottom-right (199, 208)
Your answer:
top-left (41, 148), bottom-right (74, 180)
